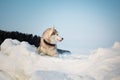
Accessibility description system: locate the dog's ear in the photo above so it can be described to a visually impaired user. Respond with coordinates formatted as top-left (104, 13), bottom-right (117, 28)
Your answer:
top-left (51, 25), bottom-right (55, 30)
top-left (50, 27), bottom-right (54, 35)
top-left (49, 26), bottom-right (57, 36)
top-left (51, 26), bottom-right (56, 33)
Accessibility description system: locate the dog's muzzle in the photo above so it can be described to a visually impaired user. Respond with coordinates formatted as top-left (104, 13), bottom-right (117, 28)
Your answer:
top-left (60, 38), bottom-right (63, 41)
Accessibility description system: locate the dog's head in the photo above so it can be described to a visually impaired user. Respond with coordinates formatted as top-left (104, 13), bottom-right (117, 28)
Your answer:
top-left (42, 27), bottom-right (63, 44)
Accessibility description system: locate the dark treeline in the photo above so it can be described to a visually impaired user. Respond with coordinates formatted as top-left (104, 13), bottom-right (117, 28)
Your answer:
top-left (0, 30), bottom-right (40, 47)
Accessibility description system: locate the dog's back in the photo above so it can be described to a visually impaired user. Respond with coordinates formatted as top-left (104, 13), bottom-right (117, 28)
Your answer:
top-left (0, 30), bottom-right (40, 47)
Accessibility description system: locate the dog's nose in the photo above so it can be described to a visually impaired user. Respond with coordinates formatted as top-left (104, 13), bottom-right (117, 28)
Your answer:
top-left (62, 38), bottom-right (64, 40)
top-left (59, 38), bottom-right (63, 42)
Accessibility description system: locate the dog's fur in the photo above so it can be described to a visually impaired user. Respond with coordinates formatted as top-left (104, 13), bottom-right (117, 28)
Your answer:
top-left (38, 27), bottom-right (63, 56)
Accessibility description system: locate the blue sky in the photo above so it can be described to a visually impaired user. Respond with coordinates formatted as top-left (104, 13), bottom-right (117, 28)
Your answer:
top-left (0, 0), bottom-right (120, 53)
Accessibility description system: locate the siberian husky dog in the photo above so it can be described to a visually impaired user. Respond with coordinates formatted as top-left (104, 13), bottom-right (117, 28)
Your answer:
top-left (38, 27), bottom-right (63, 57)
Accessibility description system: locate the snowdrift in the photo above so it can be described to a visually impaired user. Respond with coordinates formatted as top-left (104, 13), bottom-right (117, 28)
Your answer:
top-left (0, 39), bottom-right (120, 80)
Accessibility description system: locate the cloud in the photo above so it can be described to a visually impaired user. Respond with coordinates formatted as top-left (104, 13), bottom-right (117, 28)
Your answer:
top-left (87, 42), bottom-right (120, 80)
top-left (0, 39), bottom-right (120, 80)
top-left (112, 42), bottom-right (120, 49)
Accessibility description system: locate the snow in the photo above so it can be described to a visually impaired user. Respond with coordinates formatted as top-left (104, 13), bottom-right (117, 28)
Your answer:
top-left (0, 39), bottom-right (120, 80)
